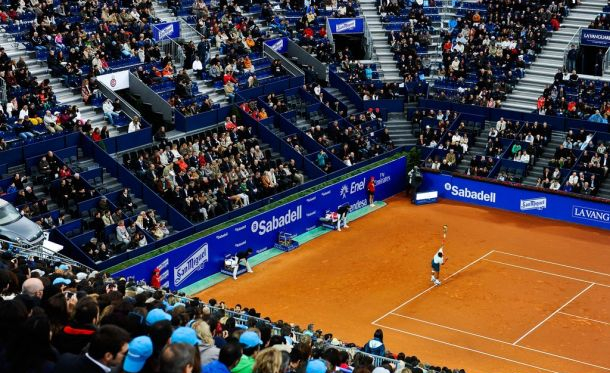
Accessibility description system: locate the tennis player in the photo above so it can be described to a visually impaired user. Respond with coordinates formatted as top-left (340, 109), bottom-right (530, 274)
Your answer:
top-left (431, 225), bottom-right (448, 286)
top-left (431, 247), bottom-right (445, 286)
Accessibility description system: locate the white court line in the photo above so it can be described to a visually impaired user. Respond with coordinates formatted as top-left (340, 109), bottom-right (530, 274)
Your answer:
top-left (558, 312), bottom-right (610, 326)
top-left (372, 322), bottom-right (564, 373)
top-left (494, 250), bottom-right (610, 277)
top-left (389, 313), bottom-right (610, 371)
top-left (513, 283), bottom-right (595, 345)
top-left (371, 250), bottom-right (495, 324)
top-left (483, 259), bottom-right (610, 288)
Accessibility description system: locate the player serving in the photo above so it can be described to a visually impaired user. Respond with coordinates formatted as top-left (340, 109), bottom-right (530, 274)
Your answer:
top-left (431, 225), bottom-right (448, 286)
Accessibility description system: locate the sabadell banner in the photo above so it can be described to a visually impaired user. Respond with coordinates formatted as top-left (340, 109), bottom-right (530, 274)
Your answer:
top-left (113, 157), bottom-right (407, 290)
top-left (422, 172), bottom-right (610, 230)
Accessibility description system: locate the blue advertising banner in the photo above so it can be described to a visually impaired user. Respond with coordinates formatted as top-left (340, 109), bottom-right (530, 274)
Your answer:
top-left (264, 37), bottom-right (289, 54)
top-left (153, 21), bottom-right (181, 41)
top-left (114, 157), bottom-right (407, 290)
top-left (327, 18), bottom-right (365, 34)
top-left (580, 29), bottom-right (610, 47)
top-left (422, 173), bottom-right (610, 231)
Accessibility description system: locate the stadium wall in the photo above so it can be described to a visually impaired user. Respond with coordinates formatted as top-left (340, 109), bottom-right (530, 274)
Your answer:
top-left (112, 156), bottom-right (407, 290)
top-left (422, 172), bottom-right (610, 231)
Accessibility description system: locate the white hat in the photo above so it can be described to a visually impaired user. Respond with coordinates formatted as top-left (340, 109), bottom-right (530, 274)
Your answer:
top-left (75, 272), bottom-right (88, 282)
top-left (372, 368), bottom-right (390, 373)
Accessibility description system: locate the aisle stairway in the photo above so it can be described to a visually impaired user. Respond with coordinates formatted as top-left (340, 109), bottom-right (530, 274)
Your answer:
top-left (324, 87), bottom-right (358, 115)
top-left (152, 2), bottom-right (227, 106)
top-left (503, 0), bottom-right (607, 112)
top-left (0, 31), bottom-right (119, 136)
top-left (358, 0), bottom-right (401, 81)
top-left (455, 123), bottom-right (491, 174)
top-left (521, 131), bottom-right (567, 187)
top-left (380, 102), bottom-right (420, 147)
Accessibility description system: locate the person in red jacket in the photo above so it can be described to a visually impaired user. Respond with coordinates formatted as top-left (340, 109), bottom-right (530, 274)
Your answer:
top-left (151, 268), bottom-right (161, 288)
top-left (367, 176), bottom-right (375, 207)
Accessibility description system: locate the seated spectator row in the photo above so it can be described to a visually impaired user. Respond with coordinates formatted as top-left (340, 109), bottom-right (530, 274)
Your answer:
top-left (123, 115), bottom-right (307, 222)
top-left (430, 0), bottom-right (569, 106)
top-left (538, 73), bottom-right (610, 121)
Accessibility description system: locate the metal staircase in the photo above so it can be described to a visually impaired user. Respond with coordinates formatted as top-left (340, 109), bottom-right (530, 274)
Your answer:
top-left (359, 0), bottom-right (401, 80)
top-left (503, 0), bottom-right (608, 112)
top-left (0, 30), bottom-right (118, 136)
top-left (151, 2), bottom-right (228, 106)
top-left (382, 103), bottom-right (420, 147)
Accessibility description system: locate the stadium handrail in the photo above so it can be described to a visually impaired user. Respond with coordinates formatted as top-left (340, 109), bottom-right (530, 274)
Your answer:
top-left (119, 281), bottom-right (404, 368)
top-left (0, 237), bottom-right (94, 271)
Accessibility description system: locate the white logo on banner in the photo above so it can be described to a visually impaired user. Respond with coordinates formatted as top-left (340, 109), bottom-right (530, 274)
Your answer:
top-left (444, 183), bottom-right (497, 203)
top-left (250, 206), bottom-right (302, 236)
top-left (158, 258), bottom-right (170, 282)
top-left (270, 39), bottom-right (284, 52)
top-left (336, 19), bottom-right (356, 32)
top-left (174, 243), bottom-right (208, 286)
top-left (97, 70), bottom-right (129, 91)
top-left (340, 174), bottom-right (392, 199)
top-left (159, 24), bottom-right (175, 39)
top-left (520, 198), bottom-right (547, 211)
top-left (572, 206), bottom-right (610, 223)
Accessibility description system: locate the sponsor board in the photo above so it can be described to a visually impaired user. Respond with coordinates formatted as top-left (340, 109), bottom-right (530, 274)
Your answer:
top-left (423, 172), bottom-right (610, 231)
top-left (572, 206), bottom-right (610, 223)
top-left (264, 37), bottom-right (288, 54)
top-left (113, 157), bottom-right (407, 290)
top-left (251, 206), bottom-right (303, 235)
top-left (153, 21), bottom-right (181, 41)
top-left (520, 197), bottom-right (547, 211)
top-left (443, 182), bottom-right (496, 202)
top-left (174, 243), bottom-right (208, 286)
top-left (328, 18), bottom-right (364, 34)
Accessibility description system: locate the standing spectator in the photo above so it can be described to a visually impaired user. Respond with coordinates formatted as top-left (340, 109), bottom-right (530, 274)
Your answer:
top-left (566, 44), bottom-right (577, 73)
top-left (367, 176), bottom-right (375, 207)
top-left (151, 268), bottom-right (161, 289)
top-left (82, 79), bottom-right (93, 105)
top-left (363, 329), bottom-right (385, 357)
top-left (53, 325), bottom-right (130, 373)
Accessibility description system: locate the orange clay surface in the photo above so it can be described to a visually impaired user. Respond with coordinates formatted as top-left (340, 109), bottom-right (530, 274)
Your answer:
top-left (195, 195), bottom-right (610, 373)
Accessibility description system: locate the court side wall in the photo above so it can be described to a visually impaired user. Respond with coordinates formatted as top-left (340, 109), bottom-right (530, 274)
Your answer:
top-left (113, 157), bottom-right (407, 290)
top-left (422, 172), bottom-right (610, 231)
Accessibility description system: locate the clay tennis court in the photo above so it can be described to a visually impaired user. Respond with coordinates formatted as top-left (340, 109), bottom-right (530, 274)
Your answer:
top-left (196, 195), bottom-right (610, 373)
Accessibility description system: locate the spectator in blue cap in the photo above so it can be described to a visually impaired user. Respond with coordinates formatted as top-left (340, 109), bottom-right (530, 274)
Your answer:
top-left (232, 331), bottom-right (262, 373)
top-left (123, 336), bottom-right (154, 373)
top-left (53, 277), bottom-right (71, 286)
top-left (146, 308), bottom-right (172, 326)
top-left (306, 359), bottom-right (328, 373)
top-left (171, 326), bottom-right (201, 346)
